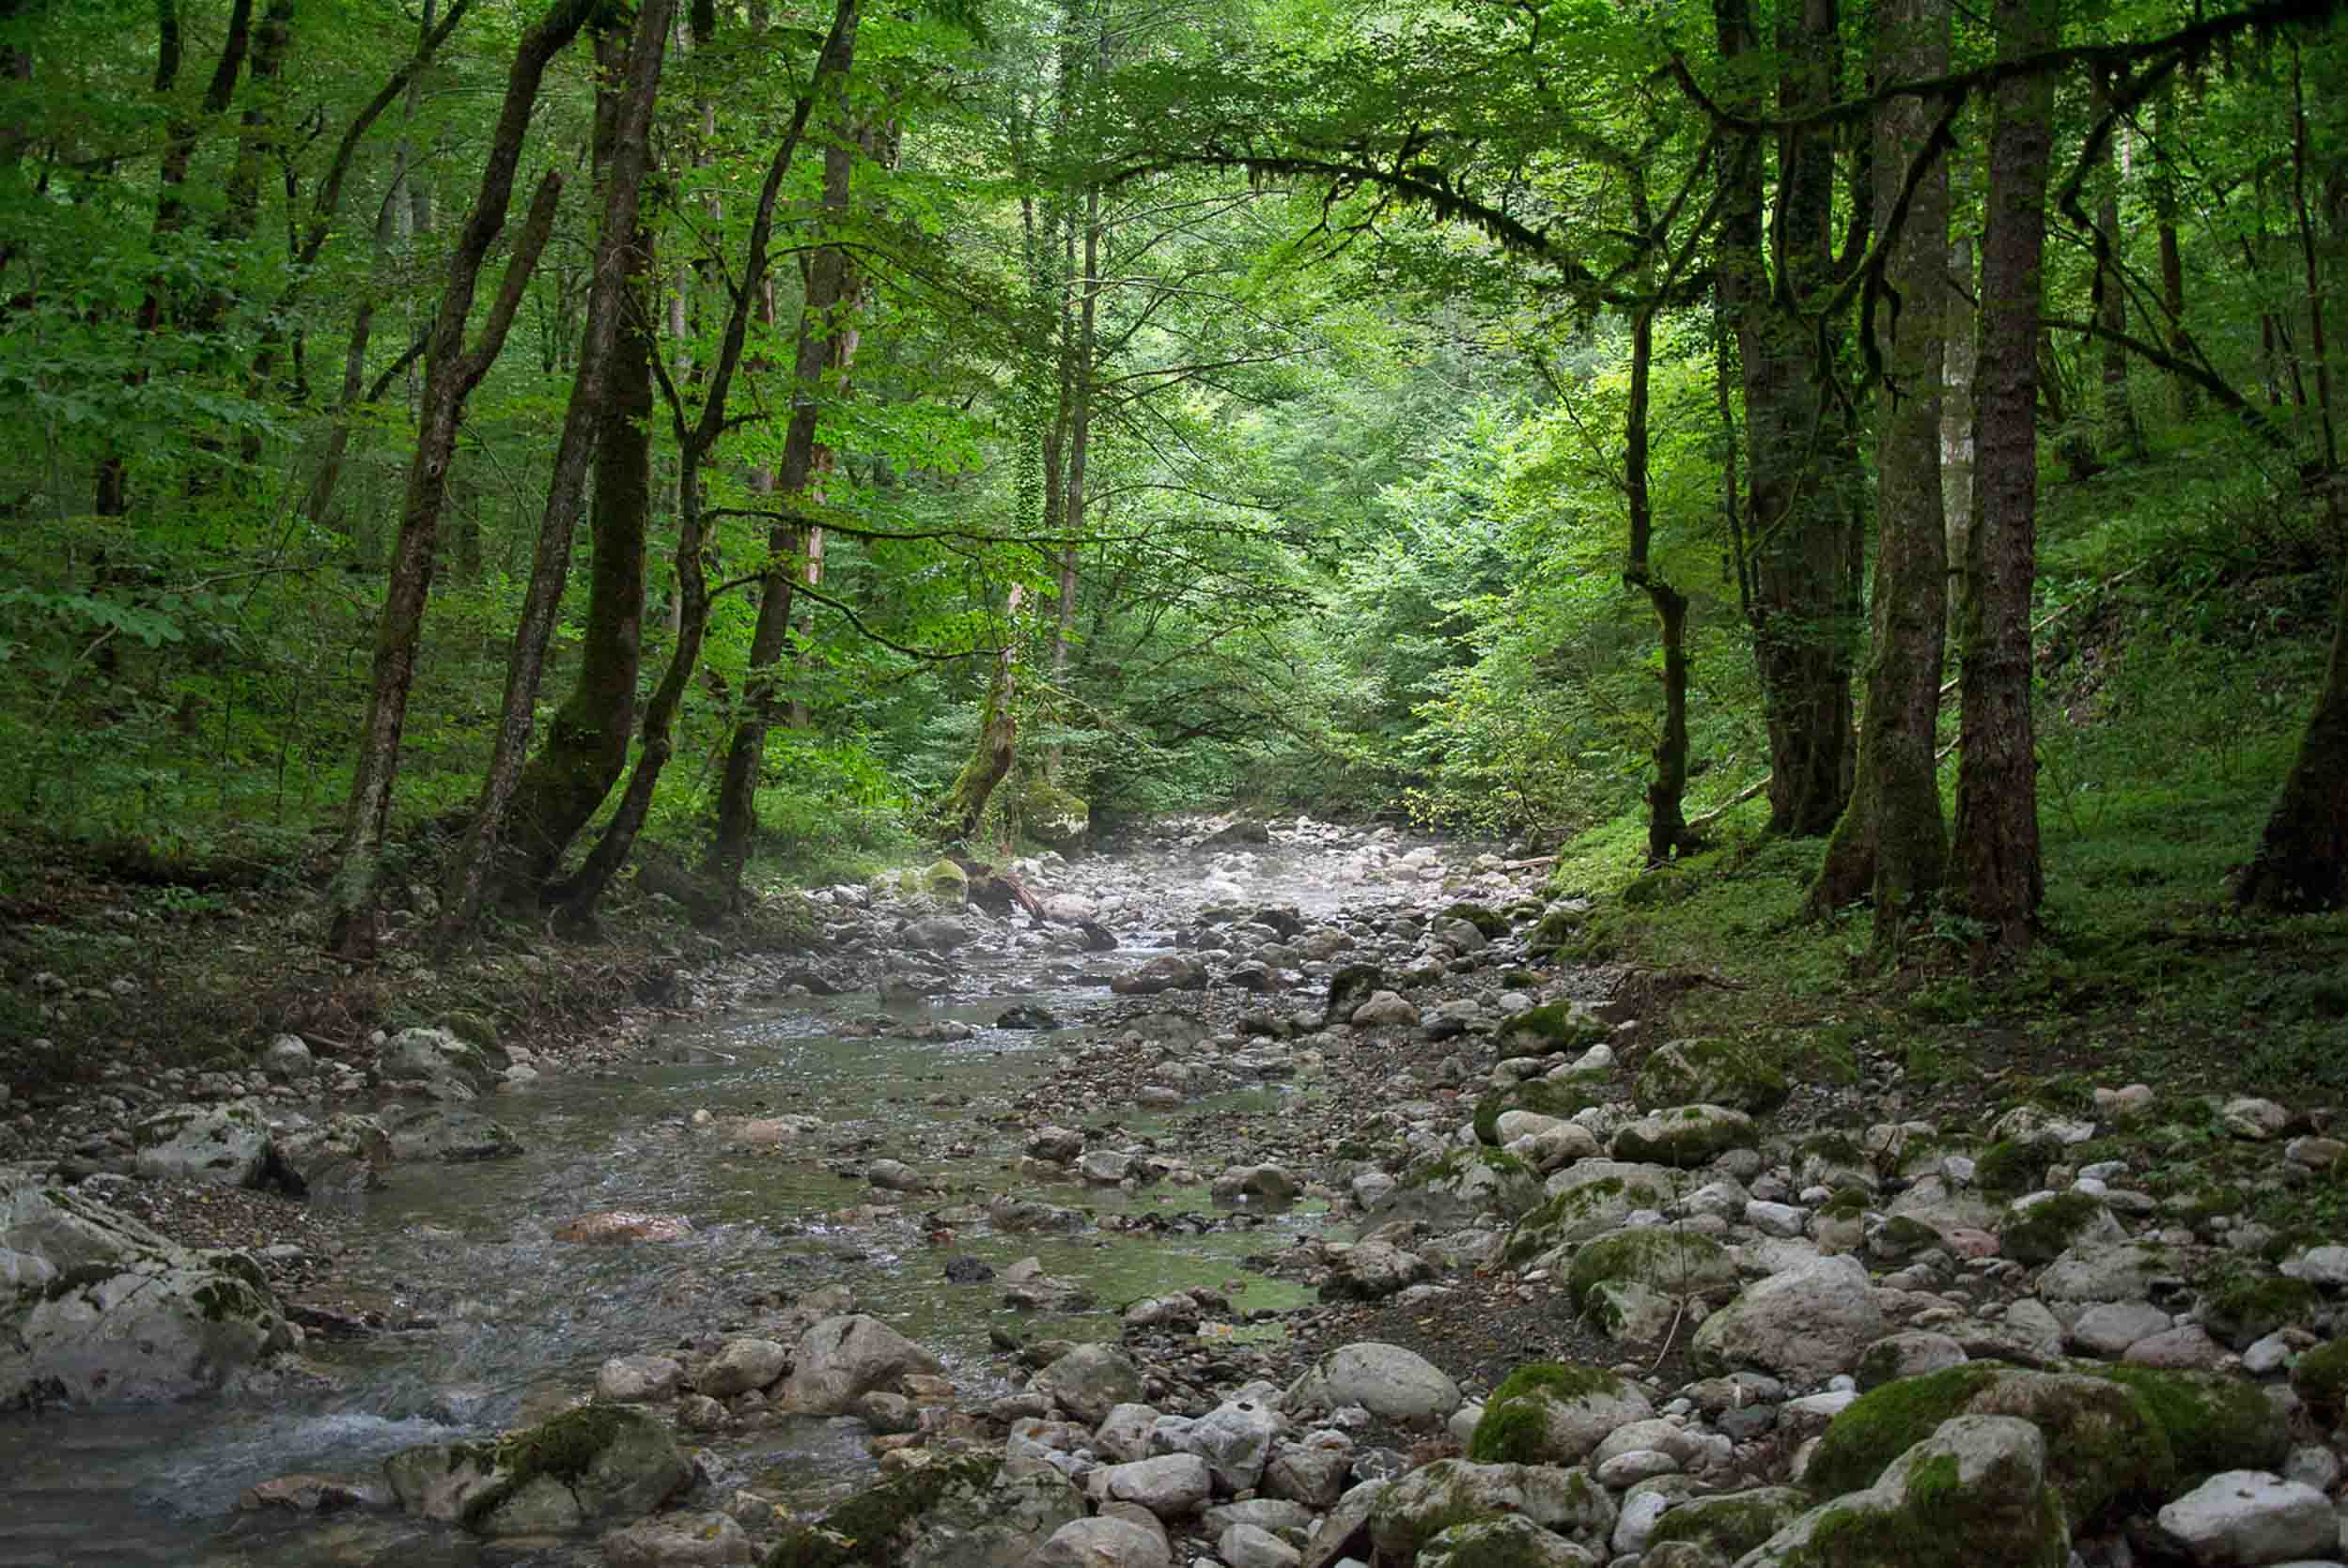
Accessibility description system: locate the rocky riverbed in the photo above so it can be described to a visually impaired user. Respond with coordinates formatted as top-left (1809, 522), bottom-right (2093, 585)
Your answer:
top-left (4, 815), bottom-right (2347, 1567)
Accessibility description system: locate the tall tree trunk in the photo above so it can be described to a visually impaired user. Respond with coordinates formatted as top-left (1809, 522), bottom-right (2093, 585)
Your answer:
top-left (438, 0), bottom-right (675, 942)
top-left (574, 0), bottom-right (863, 919)
top-left (1949, 0), bottom-right (2055, 962)
top-left (1623, 303), bottom-right (1692, 863)
top-left (2237, 44), bottom-right (2347, 913)
top-left (704, 87), bottom-right (864, 889)
top-left (1943, 234), bottom-right (1978, 635)
top-left (2091, 70), bottom-right (2141, 462)
top-left (1051, 175), bottom-right (1102, 781)
top-left (1718, 0), bottom-right (1858, 839)
top-left (322, 0), bottom-right (598, 957)
top-left (2152, 84), bottom-right (2199, 419)
top-left (1812, 0), bottom-right (1950, 938)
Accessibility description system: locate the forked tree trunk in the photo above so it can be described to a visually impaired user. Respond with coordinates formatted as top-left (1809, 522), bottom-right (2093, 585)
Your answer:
top-left (436, 0), bottom-right (674, 945)
top-left (1812, 0), bottom-right (1950, 937)
top-left (322, 0), bottom-right (598, 957)
top-left (933, 585), bottom-right (1025, 844)
top-left (1949, 0), bottom-right (2055, 962)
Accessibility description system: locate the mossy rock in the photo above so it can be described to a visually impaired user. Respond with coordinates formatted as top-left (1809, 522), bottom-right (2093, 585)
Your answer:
top-left (1442, 901), bottom-right (1512, 939)
top-left (1019, 775), bottom-right (1089, 853)
top-left (1998, 1193), bottom-right (2111, 1267)
top-left (1324, 963), bottom-right (1386, 1025)
top-left (922, 861), bottom-right (970, 904)
top-left (1776, 1425), bottom-right (2072, 1568)
top-left (2288, 1338), bottom-right (2348, 1419)
top-left (763, 1453), bottom-right (1005, 1567)
top-left (458, 1405), bottom-right (691, 1536)
top-left (1472, 1074), bottom-right (1609, 1145)
top-left (1467, 1361), bottom-right (1647, 1466)
top-left (1806, 1366), bottom-right (2170, 1529)
top-left (1973, 1139), bottom-right (2044, 1199)
top-left (1494, 1001), bottom-right (1608, 1055)
top-left (435, 1010), bottom-right (502, 1053)
top-left (1610, 1104), bottom-right (1755, 1166)
top-left (1566, 1226), bottom-right (1735, 1311)
top-left (1527, 908), bottom-right (1583, 955)
top-left (1810, 1362), bottom-right (2279, 1529)
top-left (1634, 1037), bottom-right (1791, 1116)
top-left (2088, 1364), bottom-right (2288, 1479)
top-left (1501, 1164), bottom-right (1675, 1264)
top-left (1646, 1486), bottom-right (1810, 1560)
top-left (2200, 1273), bottom-right (2322, 1348)
top-left (1395, 1145), bottom-right (1544, 1221)
top-left (1621, 869), bottom-right (1696, 908)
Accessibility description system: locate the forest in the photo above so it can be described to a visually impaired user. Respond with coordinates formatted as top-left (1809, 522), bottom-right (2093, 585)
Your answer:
top-left (2, 0), bottom-right (2346, 1006)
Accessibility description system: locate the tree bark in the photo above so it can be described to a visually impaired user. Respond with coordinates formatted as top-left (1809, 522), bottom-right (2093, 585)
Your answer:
top-left (2091, 70), bottom-right (2141, 462)
top-left (2152, 84), bottom-right (2198, 419)
top-left (705, 75), bottom-right (865, 888)
top-left (1942, 234), bottom-right (1977, 635)
top-left (1717, 0), bottom-right (1858, 839)
top-left (1812, 0), bottom-right (1950, 936)
top-left (933, 584), bottom-right (1025, 843)
top-left (463, 2), bottom-right (675, 931)
top-left (322, 0), bottom-right (599, 957)
top-left (1622, 303), bottom-right (1693, 864)
top-left (1948, 0), bottom-right (2054, 962)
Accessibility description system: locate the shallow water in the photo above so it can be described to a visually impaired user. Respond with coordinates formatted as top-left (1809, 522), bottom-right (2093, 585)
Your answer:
top-left (0, 842), bottom-right (1374, 1565)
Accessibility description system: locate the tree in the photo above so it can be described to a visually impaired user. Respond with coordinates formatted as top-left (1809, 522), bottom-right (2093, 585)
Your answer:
top-left (1948, 0), bottom-right (2057, 961)
top-left (1810, 0), bottom-right (1952, 939)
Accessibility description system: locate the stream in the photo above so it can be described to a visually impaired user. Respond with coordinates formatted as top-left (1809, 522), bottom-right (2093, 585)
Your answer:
top-left (0, 832), bottom-right (1402, 1567)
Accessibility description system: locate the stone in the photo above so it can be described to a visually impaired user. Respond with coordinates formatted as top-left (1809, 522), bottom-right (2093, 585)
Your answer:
top-left (1349, 990), bottom-right (1422, 1027)
top-left (1266, 1435), bottom-right (1354, 1507)
top-left (1418, 1514), bottom-right (1598, 1567)
top-left (1185, 1394), bottom-right (1285, 1493)
top-left (599, 1511), bottom-right (757, 1566)
top-left (1690, 1253), bottom-right (1887, 1384)
top-left (1034, 1515), bottom-right (1174, 1568)
top-left (1609, 1104), bottom-right (1755, 1166)
top-left (2066, 1301), bottom-right (2174, 1358)
top-left (1211, 1164), bottom-right (1301, 1205)
top-left (2156, 1471), bottom-right (2336, 1567)
top-left (384, 1106), bottom-right (521, 1163)
top-left (1367, 1459), bottom-right (1617, 1563)
top-left (374, 1026), bottom-right (495, 1098)
top-left (0, 1181), bottom-right (289, 1405)
top-left (1641, 1485), bottom-right (1810, 1562)
top-left (552, 1211), bottom-right (692, 1244)
top-left (779, 1314), bottom-right (944, 1415)
top-left (272, 1113), bottom-right (390, 1197)
top-left (598, 1354), bottom-right (685, 1403)
top-left (1469, 1363), bottom-right (1656, 1466)
top-left (1034, 1343), bottom-right (1146, 1424)
top-left (1095, 1452), bottom-right (1213, 1518)
top-left (1633, 1038), bottom-right (1789, 1115)
top-left (1321, 1240), bottom-right (1435, 1301)
top-left (1286, 1342), bottom-right (1463, 1426)
top-left (389, 1405), bottom-right (692, 1537)
top-left (1855, 1331), bottom-right (1969, 1390)
top-left (1743, 1416), bottom-right (2066, 1568)
top-left (2037, 1242), bottom-right (2167, 1304)
top-left (698, 1337), bottom-right (790, 1398)
top-left (132, 1099), bottom-right (279, 1188)
top-left (259, 1035), bottom-right (316, 1080)
top-left (1218, 1521), bottom-right (1305, 1568)
top-left (237, 1472), bottom-right (385, 1513)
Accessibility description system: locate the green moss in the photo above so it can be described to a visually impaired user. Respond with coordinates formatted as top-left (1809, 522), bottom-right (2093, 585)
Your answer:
top-left (1464, 1399), bottom-right (1549, 1464)
top-left (1645, 1487), bottom-right (1808, 1558)
top-left (1464, 1362), bottom-right (1629, 1465)
top-left (1566, 1229), bottom-right (1731, 1310)
top-left (1789, 1453), bottom-right (2068, 1568)
top-left (1494, 1001), bottom-right (1607, 1054)
top-left (1999, 1193), bottom-right (2107, 1266)
top-left (1473, 1075), bottom-right (1607, 1144)
top-left (1974, 1140), bottom-right (2043, 1198)
top-left (763, 1454), bottom-right (1002, 1568)
top-left (2088, 1366), bottom-right (2288, 1479)
top-left (1404, 1144), bottom-right (1535, 1189)
top-left (1805, 1365), bottom-right (2004, 1499)
top-left (1819, 1186), bottom-right (1871, 1220)
top-left (2200, 1274), bottom-right (2321, 1345)
top-left (437, 1009), bottom-right (501, 1051)
top-left (1492, 1360), bottom-right (1625, 1403)
top-left (1442, 901), bottom-right (1511, 939)
top-left (2288, 1338), bottom-right (2348, 1418)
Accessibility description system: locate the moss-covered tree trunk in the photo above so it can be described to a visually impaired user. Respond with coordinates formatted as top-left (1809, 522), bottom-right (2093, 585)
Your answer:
top-left (934, 584), bottom-right (1024, 844)
top-left (1717, 0), bottom-right (1859, 840)
top-left (1811, 0), bottom-right (1950, 937)
top-left (1949, 0), bottom-right (2055, 962)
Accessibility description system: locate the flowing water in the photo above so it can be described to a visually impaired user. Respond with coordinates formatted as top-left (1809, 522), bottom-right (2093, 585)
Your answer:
top-left (0, 845), bottom-right (1366, 1566)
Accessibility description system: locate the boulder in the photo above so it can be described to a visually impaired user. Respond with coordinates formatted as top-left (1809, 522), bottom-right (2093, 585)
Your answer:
top-left (1417, 1514), bottom-right (1598, 1567)
top-left (1287, 1342), bottom-right (1462, 1426)
top-left (386, 1405), bottom-right (692, 1537)
top-left (1742, 1416), bottom-right (2068, 1568)
top-left (1183, 1395), bottom-right (1285, 1493)
top-left (1609, 1104), bottom-right (1756, 1166)
top-left (1367, 1459), bottom-right (1616, 1563)
top-left (697, 1337), bottom-right (790, 1399)
top-left (132, 1099), bottom-right (280, 1188)
top-left (1468, 1362), bottom-right (1656, 1467)
top-left (1210, 1164), bottom-right (1300, 1206)
top-left (385, 1106), bottom-right (521, 1163)
top-left (1034, 1515), bottom-right (1174, 1568)
top-left (1095, 1452), bottom-right (1214, 1518)
top-left (1689, 1253), bottom-right (1887, 1384)
top-left (258, 1034), bottom-right (317, 1080)
top-left (272, 1113), bottom-right (390, 1198)
top-left (374, 1026), bottom-right (496, 1099)
top-left (765, 1454), bottom-right (1083, 1568)
top-left (780, 1314), bottom-right (944, 1415)
top-left (1349, 990), bottom-right (1422, 1028)
top-left (1504, 1162), bottom-right (1679, 1262)
top-left (2156, 1470), bottom-right (2337, 1567)
top-left (1320, 1240), bottom-right (1435, 1301)
top-left (1565, 1228), bottom-right (1736, 1312)
top-left (1033, 1342), bottom-right (1146, 1424)
top-left (1, 1181), bottom-right (288, 1406)
top-left (597, 1354), bottom-right (685, 1403)
top-left (599, 1511), bottom-right (757, 1566)
top-left (1632, 1038), bottom-right (1789, 1115)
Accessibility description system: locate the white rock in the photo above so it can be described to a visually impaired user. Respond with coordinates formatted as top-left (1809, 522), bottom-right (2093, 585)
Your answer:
top-left (2156, 1471), bottom-right (2336, 1567)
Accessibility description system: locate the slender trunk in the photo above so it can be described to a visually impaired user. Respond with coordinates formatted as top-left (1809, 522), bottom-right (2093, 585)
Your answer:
top-left (322, 0), bottom-right (598, 957)
top-left (1943, 234), bottom-right (1978, 636)
top-left (1812, 0), bottom-right (1950, 937)
top-left (583, 0), bottom-right (863, 915)
top-left (1624, 305), bottom-right (1691, 862)
top-left (933, 584), bottom-right (1026, 843)
top-left (438, 0), bottom-right (675, 943)
top-left (2153, 84), bottom-right (2198, 419)
top-left (1949, 0), bottom-right (2055, 962)
top-left (2237, 44), bottom-right (2348, 912)
top-left (1051, 178), bottom-right (1102, 781)
top-left (705, 88), bottom-right (864, 888)
top-left (2093, 73), bottom-right (2140, 461)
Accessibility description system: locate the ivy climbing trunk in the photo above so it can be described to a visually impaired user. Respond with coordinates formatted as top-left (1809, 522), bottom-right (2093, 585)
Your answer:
top-left (1811, 0), bottom-right (1950, 938)
top-left (934, 584), bottom-right (1024, 844)
top-left (322, 0), bottom-right (598, 957)
top-left (1949, 0), bottom-right (2055, 961)
top-left (437, 0), bottom-right (674, 944)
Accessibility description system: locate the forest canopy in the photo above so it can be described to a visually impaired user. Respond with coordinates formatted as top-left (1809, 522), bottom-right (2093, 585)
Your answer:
top-left (1, 0), bottom-right (2345, 970)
